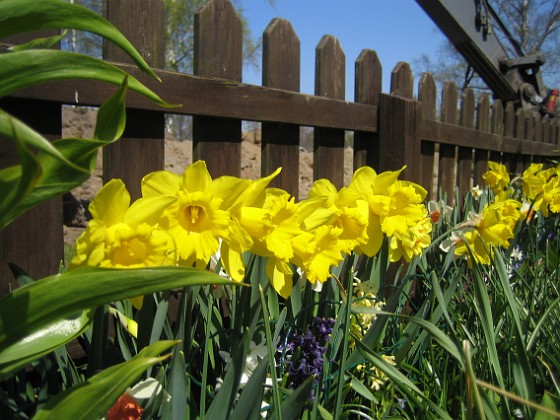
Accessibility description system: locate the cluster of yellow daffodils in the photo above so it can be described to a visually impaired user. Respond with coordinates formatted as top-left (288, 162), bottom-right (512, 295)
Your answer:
top-left (441, 161), bottom-right (560, 266)
top-left (444, 198), bottom-right (525, 266)
top-left (520, 162), bottom-right (560, 217)
top-left (71, 161), bottom-right (432, 299)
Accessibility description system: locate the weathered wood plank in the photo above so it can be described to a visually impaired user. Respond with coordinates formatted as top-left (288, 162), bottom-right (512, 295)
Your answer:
top-left (354, 49), bottom-right (381, 170)
top-left (418, 72), bottom-right (437, 199)
top-left (193, 0), bottom-right (243, 177)
top-left (103, 0), bottom-right (165, 199)
top-left (473, 94), bottom-right (491, 186)
top-left (458, 89), bottom-right (475, 203)
top-left (313, 35), bottom-right (346, 188)
top-left (10, 68), bottom-right (379, 132)
top-left (439, 82), bottom-right (458, 202)
top-left (261, 18), bottom-right (300, 196)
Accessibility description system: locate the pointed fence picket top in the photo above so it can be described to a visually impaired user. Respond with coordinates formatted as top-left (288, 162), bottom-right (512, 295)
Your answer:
top-left (354, 49), bottom-right (382, 170)
top-left (193, 0), bottom-right (243, 178)
top-left (261, 18), bottom-right (301, 197)
top-left (439, 81), bottom-right (458, 203)
top-left (378, 62), bottom-right (420, 184)
top-left (313, 35), bottom-right (346, 188)
top-left (103, 0), bottom-right (165, 200)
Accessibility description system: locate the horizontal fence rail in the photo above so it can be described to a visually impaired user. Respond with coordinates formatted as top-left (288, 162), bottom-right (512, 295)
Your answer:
top-left (1, 0), bottom-right (560, 296)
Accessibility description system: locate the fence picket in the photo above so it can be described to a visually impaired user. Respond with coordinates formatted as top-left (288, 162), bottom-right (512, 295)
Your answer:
top-left (354, 49), bottom-right (381, 170)
top-left (193, 0), bottom-right (243, 177)
top-left (458, 88), bottom-right (475, 204)
top-left (261, 18), bottom-right (300, 197)
top-left (103, 0), bottom-right (165, 200)
top-left (313, 35), bottom-right (346, 188)
top-left (418, 73), bottom-right (437, 199)
top-left (439, 81), bottom-right (458, 203)
top-left (473, 94), bottom-right (491, 186)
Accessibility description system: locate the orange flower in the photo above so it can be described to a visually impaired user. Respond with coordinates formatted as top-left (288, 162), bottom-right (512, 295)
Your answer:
top-left (107, 393), bottom-right (143, 420)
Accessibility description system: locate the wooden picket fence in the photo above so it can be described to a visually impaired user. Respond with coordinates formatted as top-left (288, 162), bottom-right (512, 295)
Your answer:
top-left (1, 0), bottom-right (559, 295)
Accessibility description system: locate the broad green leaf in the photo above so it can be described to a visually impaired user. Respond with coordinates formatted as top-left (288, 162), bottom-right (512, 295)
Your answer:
top-left (1, 86), bottom-right (123, 229)
top-left (231, 356), bottom-right (270, 420)
top-left (0, 0), bottom-right (159, 81)
top-left (535, 392), bottom-right (560, 420)
top-left (0, 266), bottom-right (235, 377)
top-left (0, 310), bottom-right (93, 377)
top-left (0, 109), bottom-right (83, 171)
top-left (205, 329), bottom-right (251, 420)
top-left (270, 375), bottom-right (315, 420)
top-left (8, 30), bottom-right (67, 51)
top-left (0, 50), bottom-right (174, 107)
top-left (94, 75), bottom-right (127, 141)
top-left (33, 340), bottom-right (179, 420)
top-left (0, 118), bottom-right (42, 228)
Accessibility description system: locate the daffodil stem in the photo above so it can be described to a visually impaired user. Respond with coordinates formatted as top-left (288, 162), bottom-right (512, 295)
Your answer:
top-left (200, 288), bottom-right (213, 418)
top-left (259, 284), bottom-right (282, 420)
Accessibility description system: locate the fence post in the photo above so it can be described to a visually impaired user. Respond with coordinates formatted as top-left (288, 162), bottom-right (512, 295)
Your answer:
top-left (354, 49), bottom-right (382, 170)
top-left (261, 18), bottom-right (300, 197)
top-left (314, 35), bottom-right (346, 188)
top-left (0, 31), bottom-right (62, 295)
top-left (377, 62), bottom-right (419, 182)
top-left (103, 0), bottom-right (165, 200)
top-left (193, 0), bottom-right (243, 178)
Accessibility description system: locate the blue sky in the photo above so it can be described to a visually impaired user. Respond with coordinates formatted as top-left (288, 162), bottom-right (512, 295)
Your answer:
top-left (240, 0), bottom-right (447, 100)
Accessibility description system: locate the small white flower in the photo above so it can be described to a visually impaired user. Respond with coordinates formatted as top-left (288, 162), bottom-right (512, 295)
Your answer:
top-left (471, 185), bottom-right (483, 200)
top-left (427, 199), bottom-right (453, 223)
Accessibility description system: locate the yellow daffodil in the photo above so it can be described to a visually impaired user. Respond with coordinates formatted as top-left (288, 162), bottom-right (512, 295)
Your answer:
top-left (308, 178), bottom-right (369, 254)
top-left (70, 179), bottom-right (176, 309)
top-left (292, 225), bottom-right (345, 286)
top-left (142, 161), bottom-right (230, 270)
top-left (482, 161), bottom-right (510, 193)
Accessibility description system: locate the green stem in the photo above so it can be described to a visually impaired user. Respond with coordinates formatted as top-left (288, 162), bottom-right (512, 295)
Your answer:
top-left (334, 254), bottom-right (355, 420)
top-left (259, 284), bottom-right (282, 420)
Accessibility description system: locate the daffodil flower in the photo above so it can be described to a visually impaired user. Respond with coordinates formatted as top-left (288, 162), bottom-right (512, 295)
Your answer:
top-left (70, 179), bottom-right (176, 308)
top-left (427, 199), bottom-right (453, 224)
top-left (482, 161), bottom-right (510, 193)
top-left (142, 160), bottom-right (231, 269)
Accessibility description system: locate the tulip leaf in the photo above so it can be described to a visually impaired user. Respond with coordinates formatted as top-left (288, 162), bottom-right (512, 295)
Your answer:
top-left (0, 0), bottom-right (160, 81)
top-left (0, 50), bottom-right (174, 107)
top-left (0, 266), bottom-right (236, 378)
top-left (33, 340), bottom-right (179, 420)
top-left (0, 310), bottom-right (93, 377)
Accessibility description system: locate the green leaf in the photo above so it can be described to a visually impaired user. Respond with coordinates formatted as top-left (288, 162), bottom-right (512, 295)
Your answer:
top-left (231, 356), bottom-right (270, 420)
top-left (8, 30), bottom-right (67, 51)
top-left (94, 76), bottom-right (128, 141)
top-left (535, 392), bottom-right (560, 420)
top-left (0, 109), bottom-right (83, 171)
top-left (2, 77), bottom-right (128, 229)
top-left (33, 340), bottom-right (179, 420)
top-left (270, 375), bottom-right (315, 420)
top-left (0, 50), bottom-right (173, 107)
top-left (0, 266), bottom-right (235, 378)
top-left (205, 329), bottom-right (251, 420)
top-left (0, 0), bottom-right (159, 81)
top-left (0, 310), bottom-right (93, 376)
